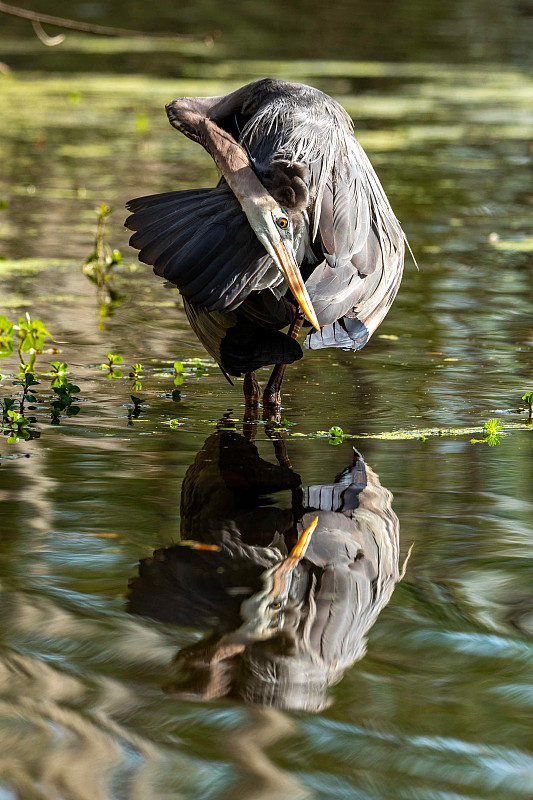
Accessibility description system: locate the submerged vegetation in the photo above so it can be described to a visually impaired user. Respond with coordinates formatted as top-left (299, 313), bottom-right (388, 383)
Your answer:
top-left (83, 204), bottom-right (124, 324)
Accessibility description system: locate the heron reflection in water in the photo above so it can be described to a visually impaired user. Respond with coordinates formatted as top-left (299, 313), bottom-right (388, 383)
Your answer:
top-left (128, 419), bottom-right (405, 712)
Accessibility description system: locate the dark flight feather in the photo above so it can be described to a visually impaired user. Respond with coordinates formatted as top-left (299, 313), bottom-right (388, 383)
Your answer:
top-left (125, 185), bottom-right (275, 313)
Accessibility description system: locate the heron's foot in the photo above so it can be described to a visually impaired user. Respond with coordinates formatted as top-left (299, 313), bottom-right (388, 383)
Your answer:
top-left (262, 391), bottom-right (282, 423)
top-left (262, 363), bottom-right (286, 421)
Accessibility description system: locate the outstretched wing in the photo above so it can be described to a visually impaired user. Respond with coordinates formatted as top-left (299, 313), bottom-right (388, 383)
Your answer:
top-left (305, 135), bottom-right (405, 351)
top-left (125, 184), bottom-right (279, 313)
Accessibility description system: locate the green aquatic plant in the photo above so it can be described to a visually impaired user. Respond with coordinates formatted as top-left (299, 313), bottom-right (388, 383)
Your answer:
top-left (12, 372), bottom-right (39, 414)
top-left (83, 204), bottom-right (123, 324)
top-left (170, 358), bottom-right (211, 387)
top-left (50, 382), bottom-right (81, 423)
top-left (287, 419), bottom-right (531, 443)
top-left (328, 426), bottom-right (344, 444)
top-left (2, 409), bottom-right (38, 443)
top-left (1, 397), bottom-right (17, 426)
top-left (187, 358), bottom-right (207, 378)
top-left (49, 361), bottom-right (68, 388)
top-left (173, 361), bottom-right (184, 386)
top-left (129, 363), bottom-right (143, 391)
top-left (99, 352), bottom-right (124, 378)
top-left (189, 358), bottom-right (207, 377)
top-left (265, 417), bottom-right (296, 433)
top-left (13, 314), bottom-right (51, 372)
top-left (471, 419), bottom-right (505, 447)
top-left (522, 392), bottom-right (533, 423)
top-left (83, 204), bottom-right (122, 280)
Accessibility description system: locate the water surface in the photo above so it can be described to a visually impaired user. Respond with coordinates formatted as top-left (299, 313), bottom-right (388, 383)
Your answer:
top-left (1, 9), bottom-right (533, 799)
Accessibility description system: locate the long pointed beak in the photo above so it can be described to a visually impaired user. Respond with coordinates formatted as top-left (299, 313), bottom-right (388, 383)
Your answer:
top-left (270, 515), bottom-right (319, 593)
top-left (273, 243), bottom-right (320, 330)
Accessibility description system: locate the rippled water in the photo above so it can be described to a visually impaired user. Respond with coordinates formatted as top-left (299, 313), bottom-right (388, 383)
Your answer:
top-left (1, 6), bottom-right (533, 798)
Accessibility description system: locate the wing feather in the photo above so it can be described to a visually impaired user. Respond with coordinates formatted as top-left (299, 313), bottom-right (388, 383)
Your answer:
top-left (125, 185), bottom-right (272, 312)
top-left (306, 132), bottom-right (405, 350)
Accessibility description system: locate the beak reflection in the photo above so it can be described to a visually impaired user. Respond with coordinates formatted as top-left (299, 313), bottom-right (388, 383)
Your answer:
top-left (269, 515), bottom-right (319, 592)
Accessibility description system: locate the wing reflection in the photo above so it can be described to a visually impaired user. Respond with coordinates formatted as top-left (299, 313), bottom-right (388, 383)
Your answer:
top-left (128, 419), bottom-right (401, 711)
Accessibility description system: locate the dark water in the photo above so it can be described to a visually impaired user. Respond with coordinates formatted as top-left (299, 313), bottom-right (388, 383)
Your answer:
top-left (1, 3), bottom-right (533, 798)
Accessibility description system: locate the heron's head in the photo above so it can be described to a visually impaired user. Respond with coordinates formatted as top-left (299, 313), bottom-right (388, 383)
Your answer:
top-left (241, 196), bottom-right (319, 330)
top-left (237, 516), bottom-right (319, 640)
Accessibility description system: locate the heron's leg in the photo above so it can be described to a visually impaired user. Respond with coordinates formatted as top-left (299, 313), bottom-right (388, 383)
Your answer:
top-left (263, 318), bottom-right (303, 416)
top-left (265, 426), bottom-right (293, 470)
top-left (243, 371), bottom-right (261, 406)
top-left (243, 371), bottom-right (261, 440)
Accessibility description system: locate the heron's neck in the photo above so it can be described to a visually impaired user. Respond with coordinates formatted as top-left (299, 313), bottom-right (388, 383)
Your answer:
top-left (202, 117), bottom-right (271, 205)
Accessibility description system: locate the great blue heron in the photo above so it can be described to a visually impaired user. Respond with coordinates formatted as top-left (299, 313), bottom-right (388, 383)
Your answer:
top-left (127, 420), bottom-right (404, 711)
top-left (125, 79), bottom-right (405, 408)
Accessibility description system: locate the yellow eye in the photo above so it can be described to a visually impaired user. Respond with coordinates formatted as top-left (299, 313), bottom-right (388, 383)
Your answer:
top-left (277, 217), bottom-right (289, 229)
top-left (270, 601), bottom-right (282, 610)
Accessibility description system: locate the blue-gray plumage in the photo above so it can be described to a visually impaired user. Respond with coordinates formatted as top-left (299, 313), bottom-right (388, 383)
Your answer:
top-left (125, 79), bottom-right (406, 405)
